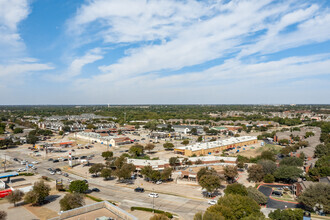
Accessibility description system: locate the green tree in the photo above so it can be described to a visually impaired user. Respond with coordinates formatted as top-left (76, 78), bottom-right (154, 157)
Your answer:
top-left (279, 157), bottom-right (303, 167)
top-left (6, 190), bottom-right (24, 206)
top-left (314, 144), bottom-right (330, 158)
top-left (100, 168), bottom-right (112, 180)
top-left (59, 193), bottom-right (85, 211)
top-left (269, 208), bottom-right (304, 220)
top-left (206, 194), bottom-right (263, 220)
top-left (199, 175), bottom-right (221, 193)
top-left (150, 214), bottom-right (170, 220)
top-left (86, 124), bottom-right (96, 129)
top-left (279, 139), bottom-right (289, 145)
top-left (197, 167), bottom-right (217, 183)
top-left (263, 174), bottom-right (275, 183)
top-left (129, 144), bottom-right (144, 157)
top-left (247, 164), bottom-right (265, 182)
top-left (101, 151), bottom-right (114, 160)
top-left (89, 163), bottom-right (105, 176)
top-left (197, 136), bottom-right (203, 142)
top-left (260, 150), bottom-right (275, 161)
top-left (191, 128), bottom-right (198, 135)
top-left (298, 183), bottom-right (330, 213)
top-left (141, 165), bottom-right (153, 178)
top-left (59, 131), bottom-right (64, 135)
top-left (258, 160), bottom-right (277, 174)
top-left (194, 211), bottom-right (225, 220)
top-left (181, 139), bottom-right (189, 146)
top-left (69, 180), bottom-right (88, 193)
top-left (24, 181), bottom-right (51, 205)
top-left (13, 128), bottom-right (23, 134)
top-left (163, 142), bottom-right (174, 150)
top-left (115, 163), bottom-right (136, 180)
top-left (161, 167), bottom-right (172, 181)
top-left (169, 157), bottom-right (178, 167)
top-left (145, 143), bottom-right (155, 153)
top-left (114, 155), bottom-right (126, 169)
top-left (273, 166), bottom-right (302, 183)
top-left (247, 187), bottom-right (267, 205)
top-left (224, 166), bottom-right (238, 183)
top-left (224, 183), bottom-right (248, 196)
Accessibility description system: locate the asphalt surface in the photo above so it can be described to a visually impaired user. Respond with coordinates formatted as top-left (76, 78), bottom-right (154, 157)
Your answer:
top-left (258, 184), bottom-right (302, 209)
top-left (2, 149), bottom-right (209, 220)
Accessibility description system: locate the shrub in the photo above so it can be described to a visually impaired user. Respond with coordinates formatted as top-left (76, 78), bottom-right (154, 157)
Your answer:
top-left (130, 207), bottom-right (173, 218)
top-left (263, 174), bottom-right (275, 183)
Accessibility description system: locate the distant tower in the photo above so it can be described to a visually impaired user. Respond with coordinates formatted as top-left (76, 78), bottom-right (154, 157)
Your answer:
top-left (108, 104), bottom-right (110, 108)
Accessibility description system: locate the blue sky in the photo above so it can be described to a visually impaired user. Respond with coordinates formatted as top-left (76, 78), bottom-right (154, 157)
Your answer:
top-left (0, 0), bottom-right (329, 104)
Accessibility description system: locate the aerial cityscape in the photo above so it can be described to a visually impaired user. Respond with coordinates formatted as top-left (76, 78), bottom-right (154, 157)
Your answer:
top-left (0, 0), bottom-right (330, 220)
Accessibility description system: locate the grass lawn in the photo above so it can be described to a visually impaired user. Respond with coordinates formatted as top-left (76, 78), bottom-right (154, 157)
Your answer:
top-left (256, 144), bottom-right (283, 154)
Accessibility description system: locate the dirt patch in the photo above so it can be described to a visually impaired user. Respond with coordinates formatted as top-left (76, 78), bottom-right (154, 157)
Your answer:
top-left (24, 204), bottom-right (59, 220)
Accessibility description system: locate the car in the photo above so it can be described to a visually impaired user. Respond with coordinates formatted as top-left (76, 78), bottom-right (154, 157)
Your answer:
top-left (56, 171), bottom-right (62, 175)
top-left (31, 166), bottom-right (37, 170)
top-left (17, 168), bottom-right (26, 172)
top-left (68, 179), bottom-right (73, 183)
top-left (13, 158), bottom-right (19, 162)
top-left (83, 180), bottom-right (88, 183)
top-left (53, 160), bottom-right (59, 163)
top-left (63, 173), bottom-right (69, 177)
top-left (31, 161), bottom-right (39, 164)
top-left (91, 188), bottom-right (100, 192)
top-left (63, 158), bottom-right (68, 161)
top-left (141, 138), bottom-right (145, 140)
top-left (49, 171), bottom-right (55, 175)
top-left (20, 161), bottom-right (26, 165)
top-left (148, 193), bottom-right (159, 198)
top-left (208, 200), bottom-right (217, 205)
top-left (156, 181), bottom-right (162, 185)
top-left (48, 158), bottom-right (53, 161)
top-left (134, 187), bottom-right (144, 193)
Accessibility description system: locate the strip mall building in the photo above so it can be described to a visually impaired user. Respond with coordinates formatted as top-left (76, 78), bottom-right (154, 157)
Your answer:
top-left (174, 136), bottom-right (258, 156)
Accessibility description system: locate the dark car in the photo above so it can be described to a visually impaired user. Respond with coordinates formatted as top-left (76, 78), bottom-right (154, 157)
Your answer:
top-left (63, 158), bottom-right (68, 161)
top-left (53, 159), bottom-right (59, 163)
top-left (83, 180), bottom-right (88, 183)
top-left (92, 188), bottom-right (100, 192)
top-left (48, 158), bottom-right (53, 161)
top-left (13, 158), bottom-right (19, 162)
top-left (134, 187), bottom-right (144, 192)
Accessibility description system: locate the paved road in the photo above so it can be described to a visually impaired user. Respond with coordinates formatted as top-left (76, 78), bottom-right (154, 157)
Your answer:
top-left (258, 184), bottom-right (302, 209)
top-left (3, 149), bottom-right (209, 219)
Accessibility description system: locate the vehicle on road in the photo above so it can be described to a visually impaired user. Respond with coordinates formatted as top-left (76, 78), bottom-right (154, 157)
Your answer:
top-left (83, 180), bottom-right (88, 183)
top-left (134, 187), bottom-right (144, 193)
top-left (63, 173), bottom-right (69, 177)
top-left (31, 166), bottom-right (37, 170)
top-left (13, 158), bottom-right (19, 162)
top-left (53, 159), bottom-right (59, 163)
top-left (48, 158), bottom-right (53, 161)
top-left (91, 188), bottom-right (100, 192)
top-left (17, 168), bottom-right (26, 172)
top-left (20, 161), bottom-right (27, 165)
top-left (208, 200), bottom-right (217, 205)
top-left (31, 161), bottom-right (39, 164)
top-left (148, 193), bottom-right (159, 198)
top-left (50, 171), bottom-right (55, 175)
top-left (156, 181), bottom-right (162, 185)
top-left (47, 168), bottom-right (53, 171)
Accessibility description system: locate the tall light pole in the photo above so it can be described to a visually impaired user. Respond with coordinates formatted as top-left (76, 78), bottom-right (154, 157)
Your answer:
top-left (152, 188), bottom-right (155, 213)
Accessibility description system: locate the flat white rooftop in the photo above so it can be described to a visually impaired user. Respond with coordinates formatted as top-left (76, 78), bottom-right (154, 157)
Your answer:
top-left (175, 136), bottom-right (257, 152)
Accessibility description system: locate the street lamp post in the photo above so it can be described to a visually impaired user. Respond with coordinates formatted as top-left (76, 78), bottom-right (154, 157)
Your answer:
top-left (152, 188), bottom-right (155, 213)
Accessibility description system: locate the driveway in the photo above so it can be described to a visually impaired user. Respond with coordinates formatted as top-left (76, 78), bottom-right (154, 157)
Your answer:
top-left (258, 184), bottom-right (302, 209)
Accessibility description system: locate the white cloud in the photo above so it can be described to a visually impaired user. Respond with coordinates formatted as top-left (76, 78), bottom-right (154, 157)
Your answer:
top-left (48, 48), bottom-right (104, 82)
top-left (0, 0), bottom-right (30, 58)
top-left (0, 62), bottom-right (54, 78)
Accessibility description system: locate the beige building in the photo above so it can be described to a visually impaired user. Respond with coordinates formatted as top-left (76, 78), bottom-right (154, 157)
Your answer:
top-left (174, 136), bottom-right (257, 156)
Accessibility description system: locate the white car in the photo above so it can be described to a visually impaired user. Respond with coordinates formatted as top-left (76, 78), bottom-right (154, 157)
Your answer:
top-left (31, 161), bottom-right (39, 164)
top-left (208, 200), bottom-right (217, 205)
top-left (20, 161), bottom-right (26, 165)
top-left (49, 171), bottom-right (55, 175)
top-left (148, 193), bottom-right (159, 198)
top-left (17, 168), bottom-right (26, 172)
top-left (56, 171), bottom-right (62, 175)
top-left (156, 181), bottom-right (162, 185)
